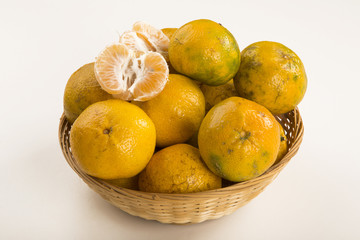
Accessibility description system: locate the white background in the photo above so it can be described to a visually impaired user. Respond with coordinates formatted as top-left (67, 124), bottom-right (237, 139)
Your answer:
top-left (1, 0), bottom-right (360, 239)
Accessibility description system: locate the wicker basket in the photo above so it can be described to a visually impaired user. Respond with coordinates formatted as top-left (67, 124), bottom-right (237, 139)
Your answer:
top-left (58, 108), bottom-right (303, 224)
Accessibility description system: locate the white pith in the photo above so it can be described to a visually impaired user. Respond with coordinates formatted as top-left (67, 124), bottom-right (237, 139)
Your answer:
top-left (132, 21), bottom-right (170, 61)
top-left (119, 31), bottom-right (152, 54)
top-left (95, 43), bottom-right (168, 101)
top-left (130, 52), bottom-right (169, 101)
top-left (95, 22), bottom-right (170, 101)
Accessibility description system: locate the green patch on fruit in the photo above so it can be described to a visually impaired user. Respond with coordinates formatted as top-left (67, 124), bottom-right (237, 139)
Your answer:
top-left (252, 161), bottom-right (258, 171)
top-left (235, 130), bottom-right (251, 141)
top-left (209, 153), bottom-right (225, 177)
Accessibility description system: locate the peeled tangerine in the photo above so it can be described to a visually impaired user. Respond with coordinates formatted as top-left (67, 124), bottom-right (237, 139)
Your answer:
top-left (95, 22), bottom-right (170, 101)
top-left (131, 21), bottom-right (170, 61)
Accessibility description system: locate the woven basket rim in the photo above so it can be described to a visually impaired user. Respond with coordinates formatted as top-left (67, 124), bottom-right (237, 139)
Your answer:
top-left (59, 108), bottom-right (304, 200)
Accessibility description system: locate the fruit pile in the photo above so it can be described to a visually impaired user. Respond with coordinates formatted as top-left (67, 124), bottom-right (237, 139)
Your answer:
top-left (63, 19), bottom-right (307, 193)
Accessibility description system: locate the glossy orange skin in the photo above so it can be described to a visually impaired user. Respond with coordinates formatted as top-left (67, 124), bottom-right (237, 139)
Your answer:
top-left (169, 19), bottom-right (241, 86)
top-left (161, 28), bottom-right (178, 40)
top-left (136, 74), bottom-right (205, 147)
top-left (70, 99), bottom-right (156, 179)
top-left (105, 175), bottom-right (139, 190)
top-left (234, 41), bottom-right (307, 114)
top-left (198, 97), bottom-right (280, 182)
top-left (275, 122), bottom-right (288, 164)
top-left (139, 144), bottom-right (221, 193)
top-left (161, 28), bottom-right (179, 74)
top-left (200, 79), bottom-right (238, 112)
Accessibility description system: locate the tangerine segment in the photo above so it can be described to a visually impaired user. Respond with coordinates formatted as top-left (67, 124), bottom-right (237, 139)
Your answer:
top-left (95, 43), bottom-right (132, 98)
top-left (119, 31), bottom-right (155, 54)
top-left (132, 21), bottom-right (170, 61)
top-left (95, 43), bottom-right (169, 101)
top-left (129, 52), bottom-right (169, 101)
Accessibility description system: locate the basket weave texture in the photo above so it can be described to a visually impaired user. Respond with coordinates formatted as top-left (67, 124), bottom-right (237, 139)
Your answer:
top-left (59, 108), bottom-right (304, 224)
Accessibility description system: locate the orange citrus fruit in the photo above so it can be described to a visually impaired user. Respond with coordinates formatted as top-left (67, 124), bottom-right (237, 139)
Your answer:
top-left (70, 99), bottom-right (156, 179)
top-left (95, 43), bottom-right (169, 101)
top-left (104, 175), bottom-right (139, 190)
top-left (161, 28), bottom-right (177, 40)
top-left (119, 22), bottom-right (170, 61)
top-left (161, 28), bottom-right (178, 73)
top-left (200, 79), bottom-right (238, 112)
top-left (138, 144), bottom-right (221, 193)
top-left (169, 19), bottom-right (241, 86)
top-left (132, 21), bottom-right (170, 61)
top-left (187, 129), bottom-right (199, 148)
top-left (119, 31), bottom-right (153, 54)
top-left (234, 41), bottom-right (307, 114)
top-left (275, 122), bottom-right (288, 164)
top-left (198, 97), bottom-right (280, 182)
top-left (135, 74), bottom-right (205, 147)
top-left (63, 63), bottom-right (113, 123)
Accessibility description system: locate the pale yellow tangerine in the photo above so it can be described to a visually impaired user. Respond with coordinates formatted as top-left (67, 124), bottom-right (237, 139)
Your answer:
top-left (63, 62), bottom-right (112, 123)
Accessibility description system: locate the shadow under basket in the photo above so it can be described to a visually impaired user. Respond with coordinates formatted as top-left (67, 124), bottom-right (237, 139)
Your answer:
top-left (58, 108), bottom-right (304, 224)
